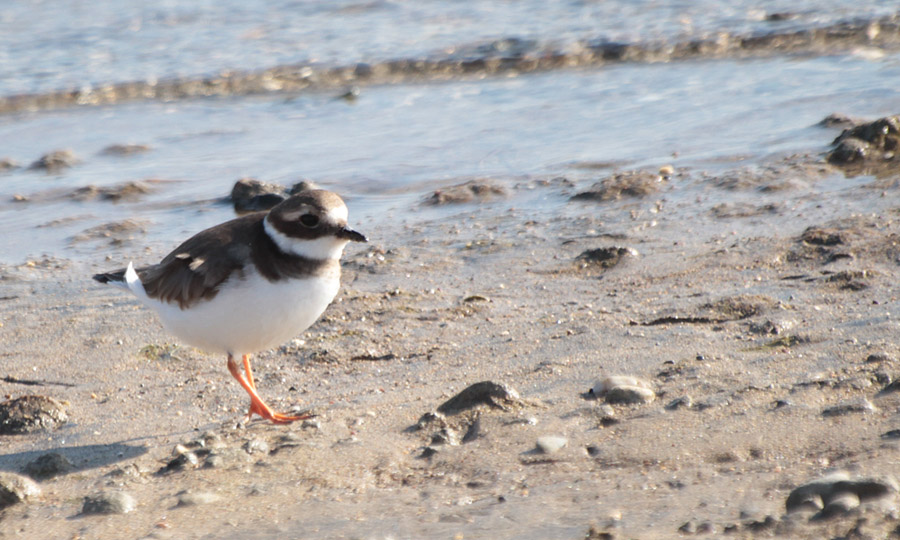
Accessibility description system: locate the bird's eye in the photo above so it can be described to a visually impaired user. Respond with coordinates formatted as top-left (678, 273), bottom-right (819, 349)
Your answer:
top-left (299, 214), bottom-right (320, 228)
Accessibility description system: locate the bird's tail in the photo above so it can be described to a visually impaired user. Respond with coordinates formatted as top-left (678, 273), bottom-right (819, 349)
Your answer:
top-left (93, 262), bottom-right (149, 300)
top-left (123, 262), bottom-right (150, 301)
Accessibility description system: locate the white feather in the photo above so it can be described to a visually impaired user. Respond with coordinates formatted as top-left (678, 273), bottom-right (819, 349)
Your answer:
top-left (263, 217), bottom-right (349, 260)
top-left (128, 264), bottom-right (340, 356)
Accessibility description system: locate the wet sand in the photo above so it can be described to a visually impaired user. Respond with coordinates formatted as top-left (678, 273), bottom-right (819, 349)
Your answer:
top-left (2, 142), bottom-right (900, 538)
top-left (3, 13), bottom-right (900, 115)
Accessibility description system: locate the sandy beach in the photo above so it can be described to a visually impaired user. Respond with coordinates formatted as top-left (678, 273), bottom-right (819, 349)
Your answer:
top-left (2, 124), bottom-right (900, 538)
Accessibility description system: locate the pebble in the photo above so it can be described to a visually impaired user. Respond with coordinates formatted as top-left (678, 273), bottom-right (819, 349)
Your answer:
top-left (278, 432), bottom-right (303, 445)
top-left (666, 396), bottom-right (693, 410)
top-left (82, 491), bottom-right (136, 515)
top-left (177, 491), bottom-right (221, 506)
top-left (786, 472), bottom-right (898, 520)
top-left (204, 453), bottom-right (225, 469)
top-left (0, 395), bottom-right (68, 434)
top-left (301, 418), bottom-right (321, 430)
top-left (821, 397), bottom-right (876, 417)
top-left (430, 427), bottom-right (460, 446)
top-left (820, 491), bottom-right (860, 517)
top-left (419, 446), bottom-right (439, 459)
top-left (591, 376), bottom-right (655, 404)
top-left (0, 472), bottom-right (41, 510)
top-left (230, 178), bottom-right (289, 213)
top-left (424, 180), bottom-right (507, 205)
top-left (23, 452), bottom-right (73, 479)
top-left (101, 143), bottom-right (151, 155)
top-left (0, 157), bottom-right (20, 170)
top-left (29, 149), bottom-right (80, 172)
top-left (436, 381), bottom-right (521, 415)
top-left (243, 438), bottom-right (270, 455)
top-left (574, 247), bottom-right (637, 270)
top-left (570, 170), bottom-right (663, 201)
top-left (161, 451), bottom-right (199, 473)
top-left (866, 352), bottom-right (894, 363)
top-left (535, 435), bottom-right (568, 454)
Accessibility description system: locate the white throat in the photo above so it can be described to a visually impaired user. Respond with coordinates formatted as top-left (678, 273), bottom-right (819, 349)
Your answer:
top-left (264, 217), bottom-right (349, 260)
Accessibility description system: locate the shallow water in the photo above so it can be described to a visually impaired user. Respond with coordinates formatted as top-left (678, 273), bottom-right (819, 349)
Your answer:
top-left (1, 51), bottom-right (899, 264)
top-left (1, 1), bottom-right (894, 95)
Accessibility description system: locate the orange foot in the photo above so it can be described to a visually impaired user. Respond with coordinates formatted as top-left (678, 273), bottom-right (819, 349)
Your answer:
top-left (246, 398), bottom-right (307, 424)
top-left (226, 354), bottom-right (311, 425)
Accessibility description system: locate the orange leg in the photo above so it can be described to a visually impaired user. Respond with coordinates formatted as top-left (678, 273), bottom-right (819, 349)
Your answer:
top-left (242, 354), bottom-right (256, 389)
top-left (226, 354), bottom-right (308, 424)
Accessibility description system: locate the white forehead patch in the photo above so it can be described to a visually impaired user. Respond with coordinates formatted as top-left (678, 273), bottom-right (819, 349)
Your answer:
top-left (327, 203), bottom-right (348, 223)
top-left (279, 202), bottom-right (347, 225)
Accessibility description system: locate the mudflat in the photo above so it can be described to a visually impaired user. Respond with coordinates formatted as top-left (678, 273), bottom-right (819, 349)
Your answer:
top-left (1, 142), bottom-right (900, 538)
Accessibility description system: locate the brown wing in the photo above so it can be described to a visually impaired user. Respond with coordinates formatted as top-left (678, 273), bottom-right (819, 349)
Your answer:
top-left (138, 213), bottom-right (265, 309)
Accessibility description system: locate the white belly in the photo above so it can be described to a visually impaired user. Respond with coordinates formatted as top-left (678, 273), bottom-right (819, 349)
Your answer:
top-left (138, 270), bottom-right (339, 356)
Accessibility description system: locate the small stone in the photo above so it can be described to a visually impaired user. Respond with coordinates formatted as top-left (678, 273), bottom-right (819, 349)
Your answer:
top-left (571, 170), bottom-right (663, 201)
top-left (419, 446), bottom-right (439, 459)
top-left (828, 137), bottom-right (870, 164)
top-left (822, 397), bottom-right (876, 417)
top-left (336, 86), bottom-right (360, 101)
top-left (666, 396), bottom-right (693, 410)
top-left (161, 451), bottom-right (199, 473)
top-left (820, 491), bottom-right (860, 518)
top-left (535, 435), bottom-right (568, 454)
top-left (289, 180), bottom-right (320, 195)
top-left (879, 380), bottom-right (900, 394)
top-left (0, 157), bottom-right (20, 171)
top-left (230, 178), bottom-right (289, 213)
top-left (301, 418), bottom-right (321, 430)
top-left (786, 472), bottom-right (898, 518)
top-left (430, 427), bottom-right (459, 446)
top-left (201, 431), bottom-right (224, 448)
top-left (278, 432), bottom-right (303, 445)
top-left (177, 491), bottom-right (221, 506)
top-left (819, 113), bottom-right (858, 128)
top-left (243, 438), bottom-right (270, 455)
top-left (744, 515), bottom-right (777, 531)
top-left (82, 491), bottom-right (136, 515)
top-left (591, 375), bottom-right (656, 404)
top-left (424, 180), bottom-right (506, 206)
top-left (605, 385), bottom-right (655, 405)
top-left (23, 452), bottom-right (73, 479)
top-left (101, 143), bottom-right (151, 156)
top-left (591, 376), bottom-right (652, 396)
top-left (204, 453), bottom-right (225, 469)
top-left (29, 149), bottom-right (79, 172)
top-left (0, 395), bottom-right (68, 434)
top-left (0, 472), bottom-right (41, 509)
top-left (866, 352), bottom-right (893, 363)
top-left (575, 247), bottom-right (637, 270)
top-left (436, 381), bottom-right (521, 415)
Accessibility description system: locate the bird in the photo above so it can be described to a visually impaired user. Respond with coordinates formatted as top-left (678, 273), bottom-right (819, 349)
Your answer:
top-left (93, 189), bottom-right (367, 424)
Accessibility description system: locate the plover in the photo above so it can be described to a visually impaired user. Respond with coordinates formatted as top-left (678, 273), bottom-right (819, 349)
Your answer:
top-left (94, 189), bottom-right (366, 424)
